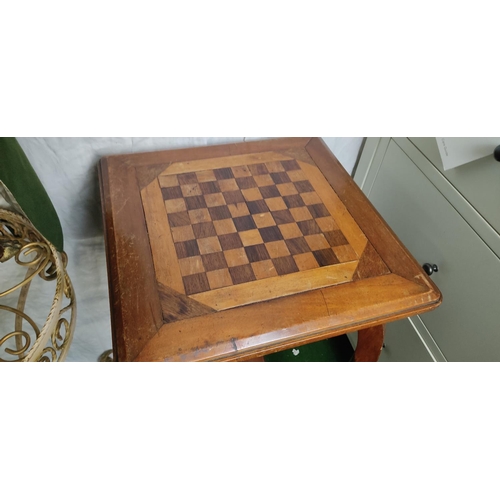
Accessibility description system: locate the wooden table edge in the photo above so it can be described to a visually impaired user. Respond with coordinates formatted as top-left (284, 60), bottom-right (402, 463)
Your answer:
top-left (133, 286), bottom-right (442, 362)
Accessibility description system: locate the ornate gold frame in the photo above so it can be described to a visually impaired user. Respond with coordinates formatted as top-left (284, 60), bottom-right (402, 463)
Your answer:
top-left (0, 209), bottom-right (76, 362)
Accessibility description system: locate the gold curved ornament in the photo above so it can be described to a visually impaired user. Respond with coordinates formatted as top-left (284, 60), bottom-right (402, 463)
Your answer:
top-left (98, 349), bottom-right (114, 362)
top-left (0, 209), bottom-right (76, 362)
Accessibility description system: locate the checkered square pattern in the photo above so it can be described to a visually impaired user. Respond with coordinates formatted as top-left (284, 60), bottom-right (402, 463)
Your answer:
top-left (160, 160), bottom-right (357, 295)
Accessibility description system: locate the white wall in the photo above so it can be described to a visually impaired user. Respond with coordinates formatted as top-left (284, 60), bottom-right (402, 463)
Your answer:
top-left (15, 137), bottom-right (363, 361)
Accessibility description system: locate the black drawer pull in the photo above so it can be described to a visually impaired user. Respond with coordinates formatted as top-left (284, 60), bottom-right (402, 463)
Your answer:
top-left (494, 145), bottom-right (500, 162)
top-left (423, 263), bottom-right (439, 276)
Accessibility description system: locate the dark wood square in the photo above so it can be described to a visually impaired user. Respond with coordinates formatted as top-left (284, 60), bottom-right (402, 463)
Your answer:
top-left (219, 233), bottom-right (243, 251)
top-left (233, 215), bottom-right (257, 232)
top-left (245, 244), bottom-right (271, 263)
top-left (313, 248), bottom-right (340, 267)
top-left (183, 273), bottom-right (210, 295)
top-left (168, 211), bottom-right (191, 227)
top-left (294, 180), bottom-right (315, 193)
top-left (201, 252), bottom-right (228, 272)
top-left (175, 240), bottom-right (200, 259)
top-left (281, 160), bottom-right (301, 171)
top-left (272, 256), bottom-right (299, 276)
top-left (185, 195), bottom-right (207, 211)
top-left (324, 230), bottom-right (349, 247)
top-left (192, 222), bottom-right (217, 239)
top-left (162, 186), bottom-right (183, 200)
top-left (270, 172), bottom-right (291, 184)
top-left (223, 190), bottom-right (245, 205)
top-left (208, 205), bottom-right (232, 220)
top-left (214, 168), bottom-right (234, 180)
top-left (308, 204), bottom-right (330, 218)
top-left (259, 226), bottom-right (283, 243)
top-left (247, 200), bottom-right (270, 215)
top-left (229, 264), bottom-right (256, 285)
top-left (283, 195), bottom-right (305, 209)
top-left (199, 181), bottom-right (220, 195)
top-left (236, 177), bottom-right (257, 190)
top-left (259, 185), bottom-right (281, 199)
top-left (272, 210), bottom-right (294, 225)
top-left (297, 220), bottom-right (322, 236)
top-left (285, 237), bottom-right (311, 256)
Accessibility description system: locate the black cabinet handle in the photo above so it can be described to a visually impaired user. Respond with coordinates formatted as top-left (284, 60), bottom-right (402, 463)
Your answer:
top-left (423, 263), bottom-right (439, 276)
top-left (494, 145), bottom-right (500, 162)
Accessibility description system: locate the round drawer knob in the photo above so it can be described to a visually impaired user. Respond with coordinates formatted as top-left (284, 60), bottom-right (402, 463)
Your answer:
top-left (423, 263), bottom-right (439, 276)
top-left (494, 145), bottom-right (500, 162)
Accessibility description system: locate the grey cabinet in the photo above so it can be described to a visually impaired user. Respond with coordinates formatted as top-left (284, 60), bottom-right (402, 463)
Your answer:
top-left (354, 138), bottom-right (500, 362)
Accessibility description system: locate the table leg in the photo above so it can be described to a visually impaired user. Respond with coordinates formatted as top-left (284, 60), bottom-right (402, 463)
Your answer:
top-left (354, 325), bottom-right (385, 362)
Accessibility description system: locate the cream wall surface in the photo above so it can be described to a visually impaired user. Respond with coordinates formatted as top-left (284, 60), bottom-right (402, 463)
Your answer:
top-left (15, 137), bottom-right (363, 361)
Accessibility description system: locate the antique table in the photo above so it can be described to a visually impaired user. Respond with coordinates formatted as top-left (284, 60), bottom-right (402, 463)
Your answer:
top-left (99, 138), bottom-right (441, 362)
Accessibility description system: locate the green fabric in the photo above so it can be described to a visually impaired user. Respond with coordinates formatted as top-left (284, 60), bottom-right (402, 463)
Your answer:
top-left (264, 336), bottom-right (354, 362)
top-left (0, 138), bottom-right (63, 251)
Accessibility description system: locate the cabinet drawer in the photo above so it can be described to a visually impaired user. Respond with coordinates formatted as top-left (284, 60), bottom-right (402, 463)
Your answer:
top-left (379, 318), bottom-right (433, 362)
top-left (368, 140), bottom-right (500, 361)
top-left (408, 137), bottom-right (500, 236)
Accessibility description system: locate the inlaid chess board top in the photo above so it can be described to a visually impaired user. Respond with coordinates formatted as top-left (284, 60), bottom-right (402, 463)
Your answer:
top-left (100, 138), bottom-right (441, 362)
top-left (144, 154), bottom-right (367, 311)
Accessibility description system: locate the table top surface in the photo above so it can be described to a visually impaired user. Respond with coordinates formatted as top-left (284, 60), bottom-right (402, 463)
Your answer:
top-left (99, 138), bottom-right (441, 361)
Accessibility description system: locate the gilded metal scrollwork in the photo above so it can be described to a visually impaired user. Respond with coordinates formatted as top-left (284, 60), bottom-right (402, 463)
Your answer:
top-left (0, 209), bottom-right (76, 362)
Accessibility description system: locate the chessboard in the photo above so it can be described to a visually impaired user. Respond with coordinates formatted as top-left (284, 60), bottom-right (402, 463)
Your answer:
top-left (140, 149), bottom-right (381, 312)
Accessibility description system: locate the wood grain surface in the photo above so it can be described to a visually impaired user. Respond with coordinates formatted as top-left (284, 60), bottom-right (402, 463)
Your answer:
top-left (99, 138), bottom-right (442, 362)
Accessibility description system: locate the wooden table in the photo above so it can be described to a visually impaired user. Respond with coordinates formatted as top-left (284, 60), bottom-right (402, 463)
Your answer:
top-left (99, 138), bottom-right (442, 362)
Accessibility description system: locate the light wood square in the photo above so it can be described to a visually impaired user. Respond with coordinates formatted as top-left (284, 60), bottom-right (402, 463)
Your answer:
top-left (181, 184), bottom-right (202, 197)
top-left (265, 240), bottom-right (290, 259)
top-left (333, 244), bottom-right (359, 263)
top-left (239, 229), bottom-right (264, 246)
top-left (251, 260), bottom-right (279, 279)
top-left (305, 234), bottom-right (330, 251)
top-left (214, 219), bottom-right (237, 235)
top-left (279, 223), bottom-right (302, 239)
top-left (198, 236), bottom-right (222, 255)
top-left (253, 212), bottom-right (276, 229)
top-left (265, 161), bottom-right (285, 173)
top-left (204, 193), bottom-right (226, 207)
top-left (232, 165), bottom-right (252, 178)
top-left (165, 198), bottom-right (187, 214)
top-left (277, 183), bottom-right (299, 197)
top-left (189, 208), bottom-right (211, 224)
top-left (290, 207), bottom-right (313, 222)
top-left (206, 268), bottom-right (233, 289)
top-left (301, 191), bottom-right (323, 206)
top-left (171, 225), bottom-right (196, 243)
top-left (224, 248), bottom-right (249, 267)
top-left (316, 216), bottom-right (340, 232)
top-left (178, 256), bottom-right (205, 276)
top-left (265, 197), bottom-right (287, 212)
top-left (242, 188), bottom-right (263, 202)
top-left (159, 175), bottom-right (179, 188)
top-left (218, 179), bottom-right (239, 192)
top-left (196, 170), bottom-right (217, 183)
top-left (293, 253), bottom-right (320, 272)
top-left (228, 203), bottom-right (250, 218)
top-left (253, 174), bottom-right (274, 187)
top-left (287, 169), bottom-right (306, 182)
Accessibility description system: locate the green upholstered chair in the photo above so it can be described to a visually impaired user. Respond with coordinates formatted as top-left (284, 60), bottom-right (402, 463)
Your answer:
top-left (0, 138), bottom-right (76, 362)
